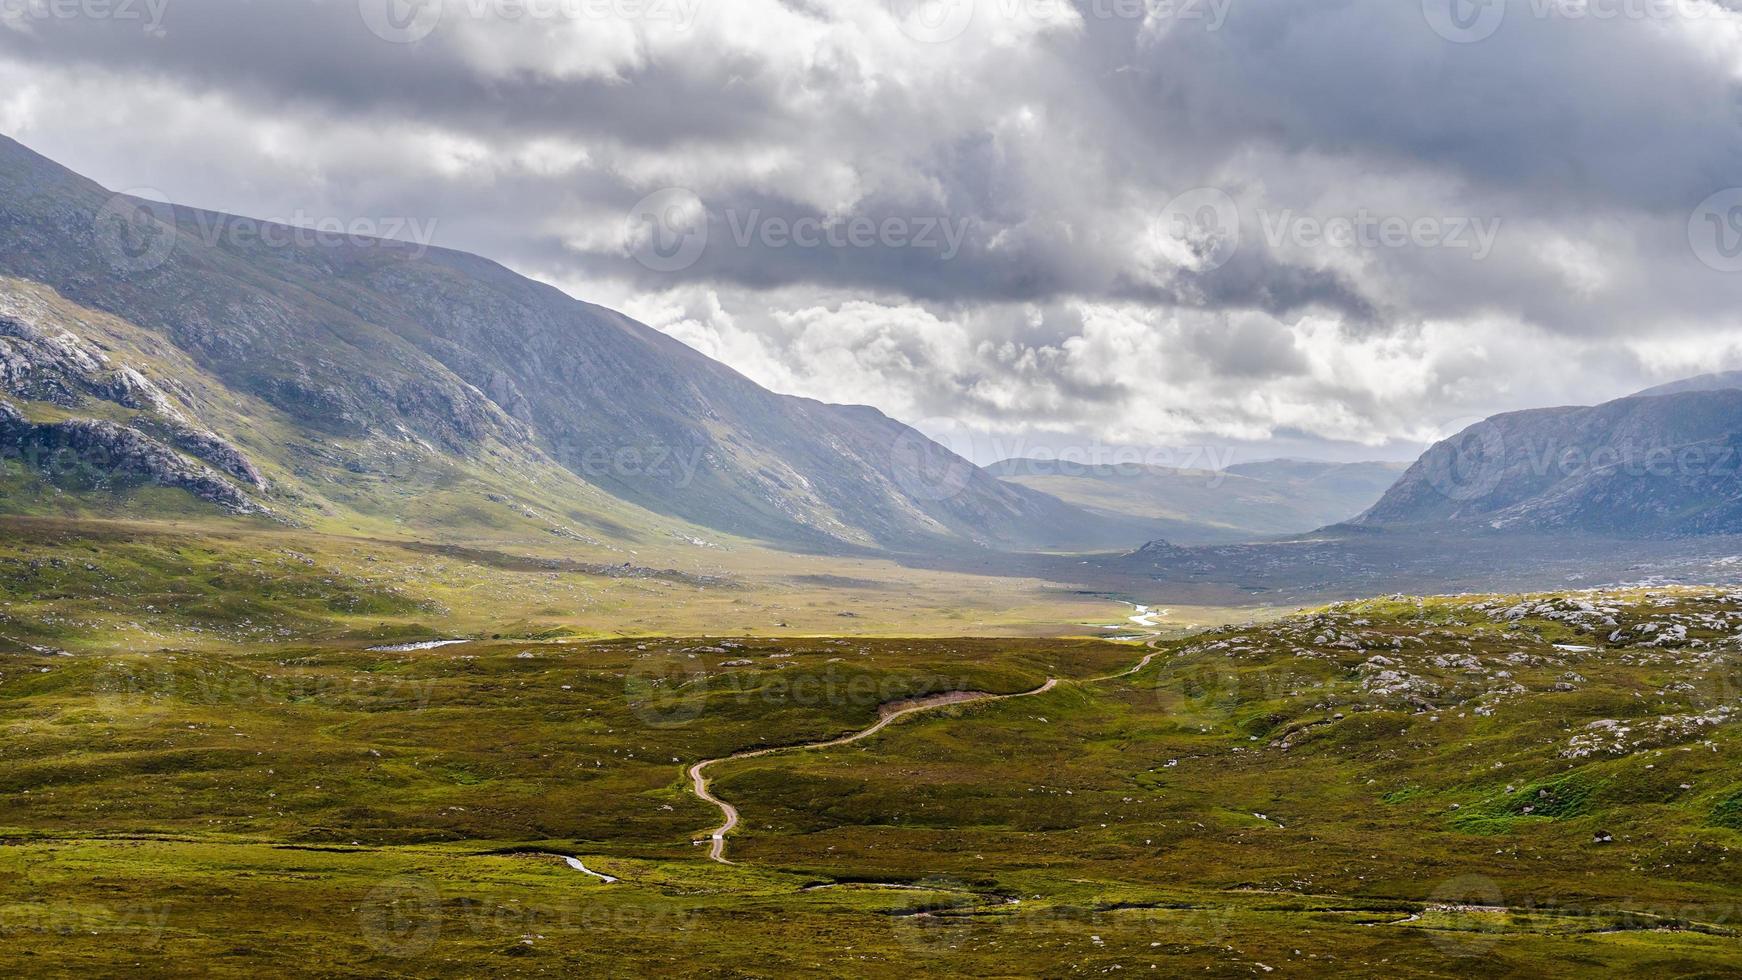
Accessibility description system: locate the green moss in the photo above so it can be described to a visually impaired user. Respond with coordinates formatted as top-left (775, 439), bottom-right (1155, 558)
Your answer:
top-left (1712, 788), bottom-right (1742, 830)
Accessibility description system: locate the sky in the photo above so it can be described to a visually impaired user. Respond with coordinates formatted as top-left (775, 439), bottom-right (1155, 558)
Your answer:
top-left (3, 0), bottom-right (1742, 468)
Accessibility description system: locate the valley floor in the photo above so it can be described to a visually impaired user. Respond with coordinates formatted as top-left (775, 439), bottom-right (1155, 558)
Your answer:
top-left (2, 580), bottom-right (1741, 976)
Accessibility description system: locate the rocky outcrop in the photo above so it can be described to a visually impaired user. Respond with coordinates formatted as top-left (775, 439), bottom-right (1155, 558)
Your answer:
top-left (0, 401), bottom-right (262, 514)
top-left (158, 422), bottom-right (266, 489)
top-left (0, 312), bottom-right (111, 405)
top-left (1126, 539), bottom-right (1188, 560)
top-left (0, 302), bottom-right (268, 493)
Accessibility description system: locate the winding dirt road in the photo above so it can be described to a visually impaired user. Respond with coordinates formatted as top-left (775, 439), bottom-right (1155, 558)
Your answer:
top-left (687, 678), bottom-right (1058, 863)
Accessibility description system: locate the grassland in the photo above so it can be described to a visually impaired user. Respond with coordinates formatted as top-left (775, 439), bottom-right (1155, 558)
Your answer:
top-left (0, 514), bottom-right (1203, 652)
top-left (2, 565), bottom-right (1741, 976)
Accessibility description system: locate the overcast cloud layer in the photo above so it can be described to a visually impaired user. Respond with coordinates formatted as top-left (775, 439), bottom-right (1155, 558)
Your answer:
top-left (4, 0), bottom-right (1742, 466)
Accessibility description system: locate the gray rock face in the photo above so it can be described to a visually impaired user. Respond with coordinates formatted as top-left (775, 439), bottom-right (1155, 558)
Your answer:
top-left (0, 312), bottom-right (110, 404)
top-left (1354, 389), bottom-right (1742, 536)
top-left (0, 300), bottom-right (267, 493)
top-left (0, 403), bottom-right (260, 513)
top-left (159, 423), bottom-right (266, 489)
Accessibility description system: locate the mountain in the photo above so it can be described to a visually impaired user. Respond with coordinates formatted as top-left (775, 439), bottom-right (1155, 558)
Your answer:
top-left (1352, 385), bottom-right (1742, 536)
top-left (0, 134), bottom-right (1137, 554)
top-left (1224, 458), bottom-right (1408, 497)
top-left (1633, 370), bottom-right (1742, 398)
top-left (988, 457), bottom-right (1406, 544)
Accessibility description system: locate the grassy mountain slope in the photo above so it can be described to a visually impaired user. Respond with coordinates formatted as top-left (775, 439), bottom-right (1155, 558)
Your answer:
top-left (0, 134), bottom-right (1133, 555)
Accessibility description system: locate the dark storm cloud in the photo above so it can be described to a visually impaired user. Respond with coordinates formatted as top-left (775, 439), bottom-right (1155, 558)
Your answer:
top-left (0, 0), bottom-right (789, 146)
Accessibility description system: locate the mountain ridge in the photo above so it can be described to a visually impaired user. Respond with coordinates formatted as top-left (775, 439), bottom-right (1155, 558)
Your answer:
top-left (989, 455), bottom-right (1406, 543)
top-left (0, 134), bottom-right (1141, 554)
top-left (1352, 386), bottom-right (1742, 536)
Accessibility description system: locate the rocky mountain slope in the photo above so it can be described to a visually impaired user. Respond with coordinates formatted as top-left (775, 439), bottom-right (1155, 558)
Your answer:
top-left (989, 457), bottom-right (1405, 543)
top-left (1352, 385), bottom-right (1742, 536)
top-left (0, 135), bottom-right (1132, 554)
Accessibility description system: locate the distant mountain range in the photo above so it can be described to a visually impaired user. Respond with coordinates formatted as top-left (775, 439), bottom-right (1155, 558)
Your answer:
top-left (1352, 380), bottom-right (1742, 537)
top-left (0, 134), bottom-right (1147, 554)
top-left (988, 457), bottom-right (1407, 544)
